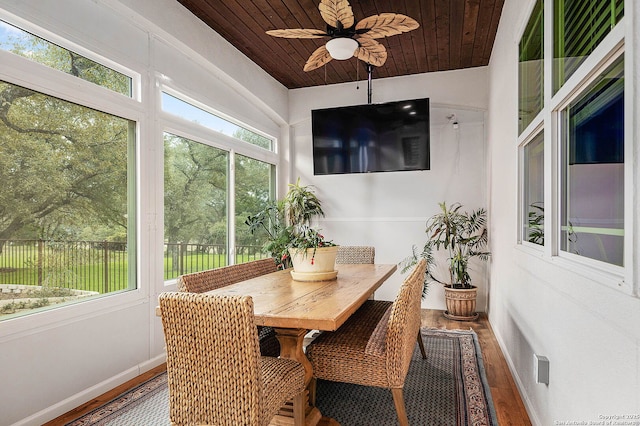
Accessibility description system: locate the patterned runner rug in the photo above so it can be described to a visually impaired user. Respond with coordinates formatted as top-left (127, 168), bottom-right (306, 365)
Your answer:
top-left (67, 328), bottom-right (497, 426)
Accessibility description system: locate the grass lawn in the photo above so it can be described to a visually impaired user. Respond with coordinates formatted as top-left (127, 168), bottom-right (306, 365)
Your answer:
top-left (1, 246), bottom-right (265, 293)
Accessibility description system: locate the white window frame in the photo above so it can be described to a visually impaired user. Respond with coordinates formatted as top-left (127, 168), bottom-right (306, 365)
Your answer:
top-left (0, 15), bottom-right (146, 335)
top-left (0, 11), bottom-right (141, 102)
top-left (518, 125), bottom-right (545, 250)
top-left (161, 85), bottom-right (277, 155)
top-left (551, 46), bottom-right (628, 289)
top-left (517, 1), bottom-right (634, 296)
top-left (158, 84), bottom-right (279, 285)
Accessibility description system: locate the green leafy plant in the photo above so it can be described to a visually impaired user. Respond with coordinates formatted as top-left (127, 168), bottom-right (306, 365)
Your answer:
top-left (527, 202), bottom-right (580, 253)
top-left (246, 199), bottom-right (292, 268)
top-left (401, 201), bottom-right (490, 292)
top-left (284, 178), bottom-right (325, 234)
top-left (527, 202), bottom-right (544, 245)
top-left (246, 178), bottom-right (335, 268)
top-left (288, 225), bottom-right (335, 265)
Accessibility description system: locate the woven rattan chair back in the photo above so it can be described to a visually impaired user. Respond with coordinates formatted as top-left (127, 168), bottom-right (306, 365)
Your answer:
top-left (176, 258), bottom-right (281, 357)
top-left (177, 258), bottom-right (278, 293)
top-left (158, 292), bottom-right (305, 426)
top-left (335, 246), bottom-right (375, 264)
top-left (384, 259), bottom-right (427, 387)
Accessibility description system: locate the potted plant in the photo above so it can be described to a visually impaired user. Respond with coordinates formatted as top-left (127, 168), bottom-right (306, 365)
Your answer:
top-left (245, 198), bottom-right (292, 269)
top-left (287, 224), bottom-right (338, 281)
top-left (401, 201), bottom-right (490, 320)
top-left (246, 178), bottom-right (337, 280)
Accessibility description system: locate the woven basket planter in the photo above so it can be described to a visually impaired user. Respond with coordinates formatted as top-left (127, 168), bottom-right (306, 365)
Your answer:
top-left (443, 285), bottom-right (479, 321)
top-left (289, 246), bottom-right (338, 282)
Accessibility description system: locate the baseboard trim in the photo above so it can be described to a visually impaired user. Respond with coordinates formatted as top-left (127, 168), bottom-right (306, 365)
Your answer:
top-left (489, 319), bottom-right (542, 426)
top-left (11, 354), bottom-right (166, 426)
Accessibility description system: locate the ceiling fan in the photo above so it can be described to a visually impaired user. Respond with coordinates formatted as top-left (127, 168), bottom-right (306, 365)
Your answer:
top-left (266, 0), bottom-right (420, 72)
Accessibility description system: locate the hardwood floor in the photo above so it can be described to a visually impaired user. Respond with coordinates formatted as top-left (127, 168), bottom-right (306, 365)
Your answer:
top-left (46, 309), bottom-right (531, 425)
top-left (421, 309), bottom-right (532, 426)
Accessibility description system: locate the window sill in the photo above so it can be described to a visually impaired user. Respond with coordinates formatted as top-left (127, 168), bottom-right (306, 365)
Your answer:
top-left (514, 244), bottom-right (631, 296)
top-left (0, 289), bottom-right (148, 342)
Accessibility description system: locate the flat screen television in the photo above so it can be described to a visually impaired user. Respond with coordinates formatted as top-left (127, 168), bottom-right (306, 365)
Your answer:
top-left (312, 98), bottom-right (430, 175)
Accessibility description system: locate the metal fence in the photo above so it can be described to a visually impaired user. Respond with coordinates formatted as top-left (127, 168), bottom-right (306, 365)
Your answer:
top-left (0, 239), bottom-right (128, 293)
top-left (163, 242), bottom-right (265, 280)
top-left (0, 239), bottom-right (266, 292)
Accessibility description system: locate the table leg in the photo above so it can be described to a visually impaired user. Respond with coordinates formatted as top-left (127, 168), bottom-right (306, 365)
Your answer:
top-left (272, 327), bottom-right (323, 426)
top-left (274, 328), bottom-right (313, 384)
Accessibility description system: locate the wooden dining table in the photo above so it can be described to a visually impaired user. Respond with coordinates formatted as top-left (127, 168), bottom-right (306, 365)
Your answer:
top-left (203, 263), bottom-right (397, 425)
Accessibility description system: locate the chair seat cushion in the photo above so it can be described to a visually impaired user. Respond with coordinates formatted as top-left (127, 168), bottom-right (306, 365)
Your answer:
top-left (364, 301), bottom-right (393, 357)
top-left (260, 357), bottom-right (306, 423)
top-left (306, 300), bottom-right (393, 388)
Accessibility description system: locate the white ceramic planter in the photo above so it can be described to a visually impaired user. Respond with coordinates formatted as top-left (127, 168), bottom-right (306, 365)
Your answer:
top-left (289, 246), bottom-right (339, 281)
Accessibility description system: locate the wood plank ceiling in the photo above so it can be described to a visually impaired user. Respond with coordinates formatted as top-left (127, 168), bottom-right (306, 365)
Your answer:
top-left (176, 0), bottom-right (505, 89)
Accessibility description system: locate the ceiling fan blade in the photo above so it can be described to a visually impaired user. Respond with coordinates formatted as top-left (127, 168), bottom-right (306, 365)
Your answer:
top-left (319, 0), bottom-right (355, 29)
top-left (304, 45), bottom-right (333, 71)
top-left (355, 13), bottom-right (420, 38)
top-left (266, 28), bottom-right (328, 39)
top-left (354, 36), bottom-right (387, 67)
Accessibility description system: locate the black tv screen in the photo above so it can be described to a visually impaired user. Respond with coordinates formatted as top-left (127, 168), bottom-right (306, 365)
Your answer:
top-left (312, 98), bottom-right (430, 175)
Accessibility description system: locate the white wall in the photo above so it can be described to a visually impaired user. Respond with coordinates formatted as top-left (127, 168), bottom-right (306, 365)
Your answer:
top-left (289, 69), bottom-right (489, 309)
top-left (0, 1), bottom-right (288, 424)
top-left (487, 0), bottom-right (640, 424)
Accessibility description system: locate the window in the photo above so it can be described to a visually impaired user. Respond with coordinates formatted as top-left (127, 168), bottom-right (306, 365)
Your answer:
top-left (0, 20), bottom-right (132, 97)
top-left (519, 0), bottom-right (544, 134)
top-left (234, 154), bottom-right (275, 263)
top-left (161, 92), bottom-right (273, 151)
top-left (0, 18), bottom-right (137, 321)
top-left (518, 1), bottom-right (626, 277)
top-left (553, 0), bottom-right (624, 94)
top-left (0, 81), bottom-right (136, 320)
top-left (521, 131), bottom-right (544, 245)
top-left (560, 55), bottom-right (624, 266)
top-left (163, 133), bottom-right (228, 280)
top-left (161, 93), bottom-right (278, 281)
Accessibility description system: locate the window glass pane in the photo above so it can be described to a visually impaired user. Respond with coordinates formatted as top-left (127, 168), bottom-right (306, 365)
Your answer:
top-left (161, 92), bottom-right (274, 151)
top-left (553, 0), bottom-right (624, 94)
top-left (519, 0), bottom-right (544, 134)
top-left (560, 55), bottom-right (624, 265)
top-left (0, 81), bottom-right (136, 320)
top-left (0, 20), bottom-right (132, 97)
top-left (522, 132), bottom-right (544, 245)
top-left (163, 133), bottom-right (228, 280)
top-left (234, 154), bottom-right (275, 263)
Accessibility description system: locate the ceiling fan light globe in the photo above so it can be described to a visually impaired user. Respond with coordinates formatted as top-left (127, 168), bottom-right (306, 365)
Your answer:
top-left (326, 37), bottom-right (358, 60)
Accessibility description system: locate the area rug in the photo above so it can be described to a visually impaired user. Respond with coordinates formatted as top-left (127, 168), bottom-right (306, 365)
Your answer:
top-left (67, 328), bottom-right (497, 426)
top-left (315, 328), bottom-right (498, 425)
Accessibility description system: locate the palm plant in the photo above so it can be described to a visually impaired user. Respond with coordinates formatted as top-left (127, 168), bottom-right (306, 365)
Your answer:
top-left (402, 201), bottom-right (490, 292)
top-left (284, 177), bottom-right (325, 233)
top-left (527, 202), bottom-right (544, 245)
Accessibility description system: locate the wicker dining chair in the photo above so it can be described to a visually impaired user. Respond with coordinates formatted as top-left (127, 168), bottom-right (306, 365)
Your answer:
top-left (335, 245), bottom-right (376, 300)
top-left (159, 292), bottom-right (306, 426)
top-left (306, 259), bottom-right (427, 426)
top-left (335, 245), bottom-right (375, 264)
top-left (176, 258), bottom-right (281, 357)
top-left (176, 258), bottom-right (278, 293)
